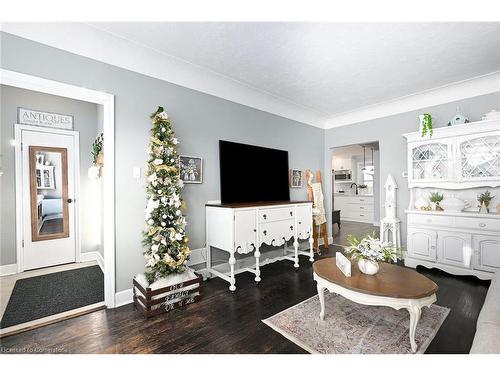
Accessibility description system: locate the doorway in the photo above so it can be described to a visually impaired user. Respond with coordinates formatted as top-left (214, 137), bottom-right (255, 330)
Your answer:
top-left (21, 127), bottom-right (78, 270)
top-left (331, 142), bottom-right (380, 246)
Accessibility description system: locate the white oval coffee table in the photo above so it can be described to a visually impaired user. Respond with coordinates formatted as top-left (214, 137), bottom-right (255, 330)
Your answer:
top-left (313, 257), bottom-right (438, 353)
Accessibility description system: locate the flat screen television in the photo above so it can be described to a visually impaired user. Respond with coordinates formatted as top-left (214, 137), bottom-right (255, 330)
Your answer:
top-left (219, 140), bottom-right (290, 204)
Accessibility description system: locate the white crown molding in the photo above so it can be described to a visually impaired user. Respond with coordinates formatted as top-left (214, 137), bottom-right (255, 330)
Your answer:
top-left (325, 71), bottom-right (500, 129)
top-left (1, 22), bottom-right (327, 128)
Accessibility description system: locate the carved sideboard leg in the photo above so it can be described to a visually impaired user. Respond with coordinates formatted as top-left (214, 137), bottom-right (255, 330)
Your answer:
top-left (293, 239), bottom-right (299, 268)
top-left (407, 302), bottom-right (422, 353)
top-left (254, 247), bottom-right (261, 283)
top-left (308, 236), bottom-right (314, 262)
top-left (229, 251), bottom-right (236, 292)
top-left (317, 284), bottom-right (326, 320)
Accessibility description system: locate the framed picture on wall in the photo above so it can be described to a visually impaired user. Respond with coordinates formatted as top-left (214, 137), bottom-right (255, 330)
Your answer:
top-left (290, 169), bottom-right (303, 188)
top-left (179, 156), bottom-right (203, 184)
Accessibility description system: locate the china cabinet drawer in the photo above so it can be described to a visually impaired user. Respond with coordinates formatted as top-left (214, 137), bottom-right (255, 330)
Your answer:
top-left (455, 217), bottom-right (500, 232)
top-left (259, 206), bottom-right (294, 223)
top-left (407, 214), bottom-right (454, 227)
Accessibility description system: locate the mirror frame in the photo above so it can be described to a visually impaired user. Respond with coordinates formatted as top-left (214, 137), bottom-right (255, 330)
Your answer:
top-left (29, 145), bottom-right (70, 242)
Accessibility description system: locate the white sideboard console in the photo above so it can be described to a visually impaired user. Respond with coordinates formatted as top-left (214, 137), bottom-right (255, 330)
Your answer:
top-left (403, 120), bottom-right (500, 280)
top-left (206, 201), bottom-right (314, 291)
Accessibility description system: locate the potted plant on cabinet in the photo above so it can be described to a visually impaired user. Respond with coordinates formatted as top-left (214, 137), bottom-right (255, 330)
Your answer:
top-left (419, 113), bottom-right (433, 137)
top-left (429, 192), bottom-right (444, 211)
top-left (477, 190), bottom-right (495, 213)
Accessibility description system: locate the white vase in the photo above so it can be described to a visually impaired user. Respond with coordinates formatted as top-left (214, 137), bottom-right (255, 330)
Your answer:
top-left (358, 259), bottom-right (379, 275)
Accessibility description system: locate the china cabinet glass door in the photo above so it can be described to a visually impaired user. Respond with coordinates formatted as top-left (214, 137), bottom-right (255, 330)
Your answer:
top-left (410, 141), bottom-right (452, 182)
top-left (457, 132), bottom-right (500, 181)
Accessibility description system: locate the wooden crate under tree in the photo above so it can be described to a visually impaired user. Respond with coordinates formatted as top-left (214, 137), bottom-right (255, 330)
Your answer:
top-left (133, 272), bottom-right (202, 318)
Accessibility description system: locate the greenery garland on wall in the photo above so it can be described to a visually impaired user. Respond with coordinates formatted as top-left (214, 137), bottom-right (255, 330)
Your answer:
top-left (142, 107), bottom-right (190, 283)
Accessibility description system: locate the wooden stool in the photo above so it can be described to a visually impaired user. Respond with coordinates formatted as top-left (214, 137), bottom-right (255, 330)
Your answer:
top-left (332, 210), bottom-right (341, 231)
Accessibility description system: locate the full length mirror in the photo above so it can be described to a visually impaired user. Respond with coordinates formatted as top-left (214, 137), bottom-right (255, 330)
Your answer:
top-left (29, 146), bottom-right (69, 241)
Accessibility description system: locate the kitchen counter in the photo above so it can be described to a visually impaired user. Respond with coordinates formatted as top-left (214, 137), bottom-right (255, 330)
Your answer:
top-left (334, 193), bottom-right (373, 197)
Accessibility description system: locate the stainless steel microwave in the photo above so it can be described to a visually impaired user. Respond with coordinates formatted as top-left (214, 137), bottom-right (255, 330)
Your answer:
top-left (334, 169), bottom-right (352, 181)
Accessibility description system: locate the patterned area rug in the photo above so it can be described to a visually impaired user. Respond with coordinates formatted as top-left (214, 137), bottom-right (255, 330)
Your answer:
top-left (263, 293), bottom-right (449, 354)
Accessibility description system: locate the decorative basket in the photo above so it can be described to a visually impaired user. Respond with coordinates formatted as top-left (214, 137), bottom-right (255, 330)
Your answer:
top-left (133, 272), bottom-right (202, 318)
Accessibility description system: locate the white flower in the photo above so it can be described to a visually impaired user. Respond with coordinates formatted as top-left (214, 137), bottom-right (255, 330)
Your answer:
top-left (158, 112), bottom-right (169, 120)
top-left (176, 210), bottom-right (182, 216)
top-left (175, 233), bottom-right (183, 241)
top-left (178, 180), bottom-right (184, 188)
top-left (147, 219), bottom-right (154, 225)
top-left (172, 138), bottom-right (179, 145)
top-left (165, 148), bottom-right (173, 155)
top-left (145, 198), bottom-right (160, 214)
top-left (147, 173), bottom-right (157, 182)
top-left (153, 158), bottom-right (163, 165)
top-left (151, 244), bottom-right (159, 253)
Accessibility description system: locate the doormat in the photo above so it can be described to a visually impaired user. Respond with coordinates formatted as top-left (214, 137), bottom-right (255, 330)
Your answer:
top-left (1, 265), bottom-right (104, 328)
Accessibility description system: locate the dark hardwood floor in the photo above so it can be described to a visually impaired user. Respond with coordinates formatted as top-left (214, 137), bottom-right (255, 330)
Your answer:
top-left (0, 223), bottom-right (491, 354)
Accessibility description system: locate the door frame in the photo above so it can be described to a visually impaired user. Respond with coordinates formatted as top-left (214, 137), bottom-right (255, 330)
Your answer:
top-left (2, 68), bottom-right (116, 308)
top-left (15, 125), bottom-right (80, 268)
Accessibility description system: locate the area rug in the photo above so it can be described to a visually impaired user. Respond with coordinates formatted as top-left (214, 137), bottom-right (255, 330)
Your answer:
top-left (262, 293), bottom-right (449, 354)
top-left (1, 265), bottom-right (104, 328)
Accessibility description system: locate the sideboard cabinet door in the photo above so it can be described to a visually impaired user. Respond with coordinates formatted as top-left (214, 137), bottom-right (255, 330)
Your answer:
top-left (296, 205), bottom-right (312, 239)
top-left (437, 230), bottom-right (472, 269)
top-left (473, 234), bottom-right (500, 273)
top-left (407, 228), bottom-right (437, 261)
top-left (234, 209), bottom-right (257, 254)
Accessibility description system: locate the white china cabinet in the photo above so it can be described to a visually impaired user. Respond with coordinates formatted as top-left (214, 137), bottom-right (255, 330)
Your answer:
top-left (404, 120), bottom-right (500, 280)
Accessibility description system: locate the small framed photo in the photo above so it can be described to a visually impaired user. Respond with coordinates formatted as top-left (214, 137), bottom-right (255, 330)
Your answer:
top-left (290, 169), bottom-right (303, 188)
top-left (35, 153), bottom-right (44, 165)
top-left (179, 156), bottom-right (203, 184)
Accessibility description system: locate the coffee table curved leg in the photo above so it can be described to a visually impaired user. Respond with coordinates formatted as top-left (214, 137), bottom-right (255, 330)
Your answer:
top-left (317, 284), bottom-right (326, 320)
top-left (407, 302), bottom-right (422, 353)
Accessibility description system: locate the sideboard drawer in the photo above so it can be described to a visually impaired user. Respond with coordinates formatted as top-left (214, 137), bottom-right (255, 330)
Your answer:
top-left (456, 217), bottom-right (500, 232)
top-left (260, 219), bottom-right (294, 246)
top-left (408, 214), bottom-right (454, 227)
top-left (259, 206), bottom-right (294, 223)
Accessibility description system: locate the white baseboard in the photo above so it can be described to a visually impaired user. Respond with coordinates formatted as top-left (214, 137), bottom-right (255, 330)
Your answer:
top-left (115, 288), bottom-right (134, 307)
top-left (80, 251), bottom-right (104, 272)
top-left (0, 263), bottom-right (17, 276)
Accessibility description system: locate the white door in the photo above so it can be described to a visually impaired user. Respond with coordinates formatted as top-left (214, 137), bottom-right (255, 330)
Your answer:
top-left (473, 234), bottom-right (500, 272)
top-left (21, 129), bottom-right (77, 270)
top-left (437, 230), bottom-right (472, 269)
top-left (234, 209), bottom-right (257, 254)
top-left (407, 227), bottom-right (437, 261)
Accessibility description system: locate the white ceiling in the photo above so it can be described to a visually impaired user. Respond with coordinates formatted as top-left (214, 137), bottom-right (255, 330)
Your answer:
top-left (3, 22), bottom-right (499, 128)
top-left (89, 22), bottom-right (500, 116)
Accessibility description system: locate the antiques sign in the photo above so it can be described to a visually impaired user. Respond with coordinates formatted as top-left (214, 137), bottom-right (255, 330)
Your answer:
top-left (18, 107), bottom-right (74, 130)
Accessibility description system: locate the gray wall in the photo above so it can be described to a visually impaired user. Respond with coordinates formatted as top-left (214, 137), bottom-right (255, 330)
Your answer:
top-left (0, 32), bottom-right (324, 291)
top-left (0, 85), bottom-right (101, 265)
top-left (324, 92), bottom-right (500, 247)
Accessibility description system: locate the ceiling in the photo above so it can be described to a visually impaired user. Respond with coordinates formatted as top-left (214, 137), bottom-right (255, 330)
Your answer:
top-left (89, 22), bottom-right (500, 119)
top-left (3, 22), bottom-right (499, 128)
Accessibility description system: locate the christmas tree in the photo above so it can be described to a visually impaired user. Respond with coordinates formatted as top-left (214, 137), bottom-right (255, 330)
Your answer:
top-left (143, 107), bottom-right (190, 283)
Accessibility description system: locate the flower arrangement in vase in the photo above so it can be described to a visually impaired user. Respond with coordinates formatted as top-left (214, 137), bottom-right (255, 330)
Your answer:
top-left (345, 232), bottom-right (401, 275)
top-left (429, 192), bottom-right (444, 211)
top-left (477, 190), bottom-right (495, 213)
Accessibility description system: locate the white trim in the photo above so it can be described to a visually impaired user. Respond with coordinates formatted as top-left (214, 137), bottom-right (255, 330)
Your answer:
top-left (1, 68), bottom-right (116, 308)
top-left (0, 264), bottom-right (17, 276)
top-left (325, 71), bottom-right (500, 129)
top-left (1, 23), bottom-right (327, 128)
top-left (115, 288), bottom-right (134, 308)
top-left (14, 124), bottom-right (80, 272)
top-left (80, 251), bottom-right (104, 272)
